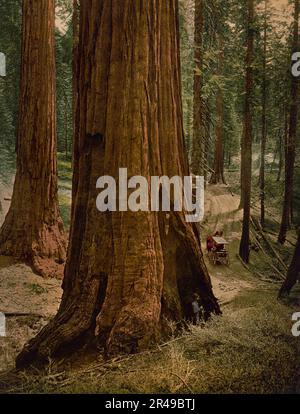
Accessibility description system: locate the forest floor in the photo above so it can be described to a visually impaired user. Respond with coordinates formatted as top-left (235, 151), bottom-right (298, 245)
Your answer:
top-left (0, 157), bottom-right (300, 393)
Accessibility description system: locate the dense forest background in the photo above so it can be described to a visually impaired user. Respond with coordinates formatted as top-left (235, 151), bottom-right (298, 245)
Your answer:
top-left (1, 0), bottom-right (299, 227)
top-left (0, 0), bottom-right (300, 394)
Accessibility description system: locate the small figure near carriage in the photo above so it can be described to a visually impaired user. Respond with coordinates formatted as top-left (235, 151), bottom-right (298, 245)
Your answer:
top-left (206, 231), bottom-right (230, 266)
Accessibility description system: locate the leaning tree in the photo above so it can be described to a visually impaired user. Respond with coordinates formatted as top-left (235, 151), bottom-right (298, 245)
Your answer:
top-left (16, 0), bottom-right (220, 368)
top-left (278, 231), bottom-right (300, 298)
top-left (0, 0), bottom-right (66, 277)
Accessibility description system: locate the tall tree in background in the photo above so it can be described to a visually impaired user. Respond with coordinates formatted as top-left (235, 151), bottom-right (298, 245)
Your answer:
top-left (192, 0), bottom-right (205, 176)
top-left (0, 0), bottom-right (66, 277)
top-left (239, 0), bottom-right (254, 263)
top-left (16, 0), bottom-right (220, 367)
top-left (211, 36), bottom-right (226, 185)
top-left (278, 0), bottom-right (299, 244)
top-left (260, 0), bottom-right (268, 227)
top-left (0, 0), bottom-right (21, 149)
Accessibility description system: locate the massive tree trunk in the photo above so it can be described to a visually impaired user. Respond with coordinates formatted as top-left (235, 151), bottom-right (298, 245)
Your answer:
top-left (0, 0), bottom-right (66, 278)
top-left (260, 0), bottom-right (267, 228)
top-left (192, 0), bottom-right (204, 176)
top-left (239, 0), bottom-right (254, 263)
top-left (278, 0), bottom-right (299, 244)
top-left (279, 231), bottom-right (300, 297)
top-left (16, 0), bottom-right (220, 368)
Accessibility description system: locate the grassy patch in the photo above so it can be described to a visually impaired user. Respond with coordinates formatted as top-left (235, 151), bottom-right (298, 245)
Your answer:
top-left (23, 283), bottom-right (47, 295)
top-left (58, 193), bottom-right (71, 230)
top-left (57, 152), bottom-right (72, 229)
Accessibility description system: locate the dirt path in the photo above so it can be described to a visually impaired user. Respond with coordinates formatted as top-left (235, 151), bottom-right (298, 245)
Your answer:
top-left (201, 184), bottom-right (254, 306)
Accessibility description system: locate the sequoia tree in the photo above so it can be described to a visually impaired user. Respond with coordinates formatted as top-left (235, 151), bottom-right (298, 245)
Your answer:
top-left (16, 0), bottom-right (220, 367)
top-left (192, 0), bottom-right (205, 176)
top-left (0, 0), bottom-right (66, 277)
top-left (278, 0), bottom-right (299, 244)
top-left (210, 36), bottom-right (226, 185)
top-left (239, 0), bottom-right (254, 263)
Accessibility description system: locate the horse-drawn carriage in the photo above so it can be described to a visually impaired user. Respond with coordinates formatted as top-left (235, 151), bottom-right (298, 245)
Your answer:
top-left (206, 235), bottom-right (230, 266)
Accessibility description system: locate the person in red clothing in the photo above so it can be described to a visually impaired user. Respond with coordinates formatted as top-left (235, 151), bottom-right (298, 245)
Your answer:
top-left (206, 235), bottom-right (214, 252)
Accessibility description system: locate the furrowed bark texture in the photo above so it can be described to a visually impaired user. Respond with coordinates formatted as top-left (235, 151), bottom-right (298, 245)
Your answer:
top-left (192, 0), bottom-right (205, 176)
top-left (16, 0), bottom-right (220, 368)
top-left (0, 0), bottom-right (66, 278)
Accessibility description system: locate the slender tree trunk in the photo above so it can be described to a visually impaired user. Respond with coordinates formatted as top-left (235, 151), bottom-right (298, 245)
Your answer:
top-left (210, 88), bottom-right (226, 184)
top-left (260, 0), bottom-right (268, 228)
top-left (16, 0), bottom-right (220, 368)
top-left (278, 0), bottom-right (299, 244)
top-left (210, 38), bottom-right (226, 185)
top-left (279, 231), bottom-right (300, 297)
top-left (239, 0), bottom-right (254, 263)
top-left (192, 0), bottom-right (204, 176)
top-left (64, 91), bottom-right (69, 160)
top-left (239, 125), bottom-right (246, 209)
top-left (0, 0), bottom-right (66, 278)
top-left (277, 129), bottom-right (284, 182)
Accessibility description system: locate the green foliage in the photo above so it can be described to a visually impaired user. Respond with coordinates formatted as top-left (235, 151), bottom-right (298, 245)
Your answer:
top-left (56, 25), bottom-right (73, 160)
top-left (0, 0), bottom-right (21, 149)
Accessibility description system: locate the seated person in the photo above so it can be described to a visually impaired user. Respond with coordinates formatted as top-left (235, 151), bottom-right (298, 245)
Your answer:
top-left (206, 235), bottom-right (214, 252)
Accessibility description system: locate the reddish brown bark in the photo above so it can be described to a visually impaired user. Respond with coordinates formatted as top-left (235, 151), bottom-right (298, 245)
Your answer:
top-left (278, 0), bottom-right (299, 245)
top-left (0, 0), bottom-right (66, 278)
top-left (239, 0), bottom-right (254, 263)
top-left (192, 0), bottom-right (205, 176)
top-left (16, 0), bottom-right (220, 368)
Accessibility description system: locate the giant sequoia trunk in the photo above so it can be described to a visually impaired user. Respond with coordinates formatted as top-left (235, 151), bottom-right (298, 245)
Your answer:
top-left (0, 0), bottom-right (66, 277)
top-left (279, 232), bottom-right (300, 297)
top-left (16, 0), bottom-right (220, 368)
top-left (239, 0), bottom-right (254, 263)
top-left (192, 0), bottom-right (205, 176)
top-left (278, 0), bottom-right (299, 244)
